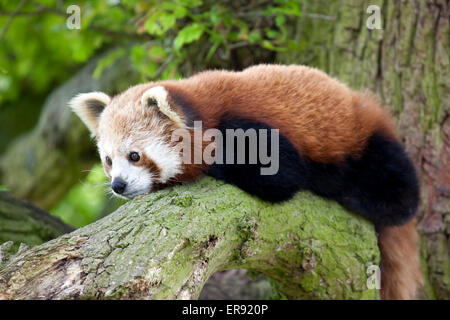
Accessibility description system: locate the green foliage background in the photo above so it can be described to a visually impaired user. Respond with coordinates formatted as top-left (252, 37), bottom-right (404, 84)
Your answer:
top-left (0, 0), bottom-right (303, 227)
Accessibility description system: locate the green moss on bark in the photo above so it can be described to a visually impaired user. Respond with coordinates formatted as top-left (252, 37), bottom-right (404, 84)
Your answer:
top-left (0, 178), bottom-right (380, 300)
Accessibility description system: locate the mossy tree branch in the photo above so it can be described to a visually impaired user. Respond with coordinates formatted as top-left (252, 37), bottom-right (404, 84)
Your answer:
top-left (0, 191), bottom-right (73, 255)
top-left (0, 178), bottom-right (379, 300)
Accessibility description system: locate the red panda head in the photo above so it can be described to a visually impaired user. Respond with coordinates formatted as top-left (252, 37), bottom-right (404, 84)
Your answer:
top-left (69, 85), bottom-right (190, 198)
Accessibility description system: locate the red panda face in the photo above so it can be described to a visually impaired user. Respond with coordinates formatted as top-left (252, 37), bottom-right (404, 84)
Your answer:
top-left (97, 132), bottom-right (182, 198)
top-left (70, 85), bottom-right (186, 198)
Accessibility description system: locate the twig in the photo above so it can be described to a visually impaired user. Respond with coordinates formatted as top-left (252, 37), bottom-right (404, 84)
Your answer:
top-left (0, 0), bottom-right (28, 40)
top-left (0, 6), bottom-right (64, 16)
top-left (228, 41), bottom-right (257, 50)
top-left (302, 13), bottom-right (336, 21)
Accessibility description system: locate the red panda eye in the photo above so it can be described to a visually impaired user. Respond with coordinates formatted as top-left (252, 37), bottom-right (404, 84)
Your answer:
top-left (105, 156), bottom-right (112, 166)
top-left (129, 152), bottom-right (140, 162)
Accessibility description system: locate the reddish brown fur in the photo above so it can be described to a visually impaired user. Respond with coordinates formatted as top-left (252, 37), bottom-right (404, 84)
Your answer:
top-left (159, 65), bottom-right (397, 163)
top-left (102, 161), bottom-right (112, 179)
top-left (378, 219), bottom-right (423, 299)
top-left (136, 153), bottom-right (161, 179)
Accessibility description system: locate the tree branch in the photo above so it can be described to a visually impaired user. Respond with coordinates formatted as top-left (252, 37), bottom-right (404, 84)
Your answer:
top-left (0, 191), bottom-right (73, 255)
top-left (0, 0), bottom-right (28, 40)
top-left (0, 178), bottom-right (380, 300)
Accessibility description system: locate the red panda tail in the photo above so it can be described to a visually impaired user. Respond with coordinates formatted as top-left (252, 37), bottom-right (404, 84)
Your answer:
top-left (378, 219), bottom-right (423, 299)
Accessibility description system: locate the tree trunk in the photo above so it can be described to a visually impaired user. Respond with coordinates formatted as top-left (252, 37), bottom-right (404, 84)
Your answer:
top-left (278, 0), bottom-right (449, 300)
top-left (0, 178), bottom-right (379, 300)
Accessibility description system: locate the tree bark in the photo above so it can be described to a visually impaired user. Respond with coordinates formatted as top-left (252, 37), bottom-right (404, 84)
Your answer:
top-left (278, 0), bottom-right (449, 300)
top-left (0, 178), bottom-right (379, 300)
top-left (0, 192), bottom-right (73, 254)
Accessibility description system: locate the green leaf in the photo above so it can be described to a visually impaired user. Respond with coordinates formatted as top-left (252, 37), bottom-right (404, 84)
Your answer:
top-left (264, 1), bottom-right (302, 18)
top-left (249, 31), bottom-right (262, 43)
top-left (176, 0), bottom-right (203, 8)
top-left (208, 10), bottom-right (221, 25)
top-left (174, 23), bottom-right (204, 50)
top-left (265, 29), bottom-right (279, 39)
top-left (262, 40), bottom-right (276, 50)
top-left (0, 185), bottom-right (8, 191)
top-left (159, 14), bottom-right (177, 31)
top-left (275, 14), bottom-right (286, 27)
top-left (172, 5), bottom-right (189, 18)
top-left (145, 12), bottom-right (177, 36)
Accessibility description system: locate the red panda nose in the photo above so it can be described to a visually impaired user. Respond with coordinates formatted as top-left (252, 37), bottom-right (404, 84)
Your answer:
top-left (112, 177), bottom-right (127, 194)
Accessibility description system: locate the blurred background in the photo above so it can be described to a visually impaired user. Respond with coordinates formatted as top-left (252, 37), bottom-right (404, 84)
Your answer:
top-left (0, 0), bottom-right (448, 299)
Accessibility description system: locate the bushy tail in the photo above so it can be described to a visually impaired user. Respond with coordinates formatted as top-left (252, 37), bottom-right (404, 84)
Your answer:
top-left (378, 219), bottom-right (423, 299)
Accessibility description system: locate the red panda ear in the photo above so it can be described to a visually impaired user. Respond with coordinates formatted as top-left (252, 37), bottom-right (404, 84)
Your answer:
top-left (141, 86), bottom-right (186, 128)
top-left (69, 92), bottom-right (111, 137)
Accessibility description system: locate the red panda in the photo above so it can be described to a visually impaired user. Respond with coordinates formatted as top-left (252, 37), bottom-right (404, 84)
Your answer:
top-left (69, 64), bottom-right (422, 300)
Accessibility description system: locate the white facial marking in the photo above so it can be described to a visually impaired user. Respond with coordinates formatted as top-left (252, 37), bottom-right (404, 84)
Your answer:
top-left (99, 140), bottom-right (113, 161)
top-left (110, 157), bottom-right (153, 198)
top-left (144, 137), bottom-right (182, 183)
top-left (98, 137), bottom-right (151, 198)
top-left (98, 135), bottom-right (182, 198)
top-left (141, 86), bottom-right (185, 127)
